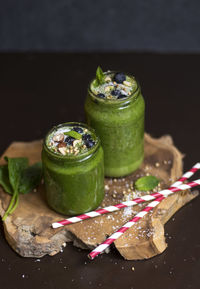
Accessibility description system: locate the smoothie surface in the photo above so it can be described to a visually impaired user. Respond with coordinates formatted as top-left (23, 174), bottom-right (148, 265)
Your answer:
top-left (90, 70), bottom-right (137, 100)
top-left (46, 124), bottom-right (97, 156)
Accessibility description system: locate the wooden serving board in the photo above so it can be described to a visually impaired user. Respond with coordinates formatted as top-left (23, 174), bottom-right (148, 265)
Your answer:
top-left (0, 134), bottom-right (198, 259)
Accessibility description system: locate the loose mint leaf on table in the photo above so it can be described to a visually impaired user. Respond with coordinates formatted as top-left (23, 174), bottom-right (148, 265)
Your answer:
top-left (64, 131), bottom-right (82, 140)
top-left (5, 157), bottom-right (28, 191)
top-left (96, 66), bottom-right (104, 85)
top-left (1, 157), bottom-right (43, 221)
top-left (135, 176), bottom-right (159, 191)
top-left (19, 162), bottom-right (42, 194)
top-left (0, 165), bottom-right (13, 195)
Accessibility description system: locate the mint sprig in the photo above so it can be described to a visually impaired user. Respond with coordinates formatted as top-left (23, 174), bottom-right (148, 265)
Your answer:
top-left (0, 165), bottom-right (12, 195)
top-left (0, 157), bottom-right (42, 221)
top-left (135, 176), bottom-right (159, 191)
top-left (93, 66), bottom-right (105, 87)
top-left (64, 131), bottom-right (82, 140)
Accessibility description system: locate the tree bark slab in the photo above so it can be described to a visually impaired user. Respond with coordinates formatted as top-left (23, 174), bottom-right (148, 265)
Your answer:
top-left (0, 134), bottom-right (198, 259)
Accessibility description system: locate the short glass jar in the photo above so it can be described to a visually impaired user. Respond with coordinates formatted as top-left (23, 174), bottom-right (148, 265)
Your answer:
top-left (42, 122), bottom-right (104, 215)
top-left (85, 73), bottom-right (145, 177)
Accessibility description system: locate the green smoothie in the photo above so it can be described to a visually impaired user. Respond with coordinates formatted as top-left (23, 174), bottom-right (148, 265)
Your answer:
top-left (42, 122), bottom-right (104, 215)
top-left (85, 69), bottom-right (145, 177)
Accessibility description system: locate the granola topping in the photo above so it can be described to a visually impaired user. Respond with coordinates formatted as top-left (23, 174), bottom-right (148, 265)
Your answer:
top-left (46, 125), bottom-right (97, 156)
top-left (91, 71), bottom-right (137, 100)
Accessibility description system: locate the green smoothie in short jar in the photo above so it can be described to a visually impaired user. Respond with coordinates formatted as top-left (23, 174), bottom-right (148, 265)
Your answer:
top-left (42, 122), bottom-right (104, 215)
top-left (85, 67), bottom-right (145, 177)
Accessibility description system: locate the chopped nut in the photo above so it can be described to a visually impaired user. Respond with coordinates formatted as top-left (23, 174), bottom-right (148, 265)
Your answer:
top-left (128, 91), bottom-right (131, 95)
top-left (73, 140), bottom-right (81, 147)
top-left (57, 142), bottom-right (66, 148)
top-left (123, 81), bottom-right (132, 87)
top-left (105, 76), bottom-right (111, 82)
top-left (105, 86), bottom-right (112, 92)
top-left (53, 133), bottom-right (64, 142)
top-left (58, 147), bottom-right (66, 155)
top-left (155, 162), bottom-right (160, 167)
top-left (131, 266), bottom-right (135, 271)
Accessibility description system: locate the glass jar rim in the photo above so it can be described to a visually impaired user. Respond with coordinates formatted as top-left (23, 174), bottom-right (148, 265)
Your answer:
top-left (43, 122), bottom-right (100, 162)
top-left (88, 71), bottom-right (140, 106)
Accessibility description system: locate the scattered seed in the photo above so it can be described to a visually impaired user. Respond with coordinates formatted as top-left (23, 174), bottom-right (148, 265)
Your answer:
top-left (104, 185), bottom-right (109, 190)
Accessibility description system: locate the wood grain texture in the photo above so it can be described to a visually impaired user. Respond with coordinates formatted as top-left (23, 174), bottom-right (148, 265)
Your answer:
top-left (0, 134), bottom-right (198, 259)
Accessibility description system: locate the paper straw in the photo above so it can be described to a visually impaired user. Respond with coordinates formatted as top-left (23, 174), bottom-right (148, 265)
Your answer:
top-left (52, 163), bottom-right (200, 228)
top-left (88, 179), bottom-right (200, 259)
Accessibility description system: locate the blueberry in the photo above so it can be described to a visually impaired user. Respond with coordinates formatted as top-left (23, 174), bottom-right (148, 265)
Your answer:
top-left (73, 127), bottom-right (83, 133)
top-left (82, 134), bottom-right (92, 141)
top-left (97, 93), bottom-right (105, 98)
top-left (111, 89), bottom-right (121, 96)
top-left (117, 94), bottom-right (126, 99)
top-left (85, 140), bottom-right (95, 148)
top-left (65, 136), bottom-right (75, 145)
top-left (113, 72), bottom-right (126, 84)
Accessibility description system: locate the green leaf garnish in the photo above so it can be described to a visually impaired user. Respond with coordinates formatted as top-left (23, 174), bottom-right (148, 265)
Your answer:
top-left (135, 176), bottom-right (159, 191)
top-left (5, 157), bottom-right (28, 191)
top-left (64, 131), bottom-right (82, 140)
top-left (96, 66), bottom-right (104, 85)
top-left (1, 157), bottom-right (42, 221)
top-left (19, 162), bottom-right (42, 194)
top-left (0, 165), bottom-right (13, 195)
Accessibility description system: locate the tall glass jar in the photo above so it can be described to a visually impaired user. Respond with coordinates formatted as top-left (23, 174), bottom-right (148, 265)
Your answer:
top-left (42, 122), bottom-right (104, 215)
top-left (85, 75), bottom-right (145, 177)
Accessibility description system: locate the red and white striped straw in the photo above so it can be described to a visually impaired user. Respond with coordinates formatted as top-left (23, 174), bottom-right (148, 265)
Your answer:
top-left (88, 179), bottom-right (200, 260)
top-left (52, 163), bottom-right (200, 229)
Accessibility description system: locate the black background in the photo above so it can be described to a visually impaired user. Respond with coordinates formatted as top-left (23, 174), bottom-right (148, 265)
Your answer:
top-left (0, 53), bottom-right (200, 289)
top-left (0, 0), bottom-right (200, 52)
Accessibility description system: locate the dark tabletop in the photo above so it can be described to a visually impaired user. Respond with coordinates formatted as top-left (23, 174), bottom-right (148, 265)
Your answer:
top-left (0, 53), bottom-right (200, 289)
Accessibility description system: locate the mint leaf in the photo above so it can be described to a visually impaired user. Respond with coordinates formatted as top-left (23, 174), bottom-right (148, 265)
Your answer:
top-left (19, 162), bottom-right (42, 194)
top-left (64, 131), bottom-right (82, 140)
top-left (135, 176), bottom-right (159, 191)
top-left (2, 157), bottom-right (43, 221)
top-left (96, 66), bottom-right (104, 85)
top-left (0, 165), bottom-right (13, 195)
top-left (5, 157), bottom-right (28, 191)
top-left (92, 79), bottom-right (99, 88)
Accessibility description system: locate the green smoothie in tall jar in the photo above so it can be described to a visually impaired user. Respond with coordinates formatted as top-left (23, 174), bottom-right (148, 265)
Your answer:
top-left (42, 122), bottom-right (104, 215)
top-left (85, 67), bottom-right (145, 177)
